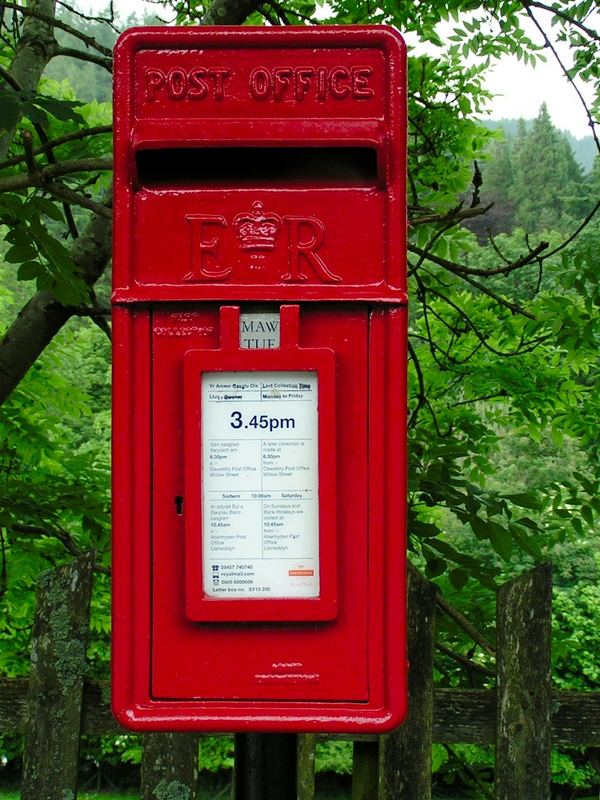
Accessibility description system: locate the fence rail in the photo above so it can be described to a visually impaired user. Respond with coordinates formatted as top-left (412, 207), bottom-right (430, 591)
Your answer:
top-left (2, 680), bottom-right (600, 744)
top-left (4, 554), bottom-right (600, 798)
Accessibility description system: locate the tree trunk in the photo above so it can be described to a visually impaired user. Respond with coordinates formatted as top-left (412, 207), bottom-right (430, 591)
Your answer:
top-left (21, 552), bottom-right (95, 800)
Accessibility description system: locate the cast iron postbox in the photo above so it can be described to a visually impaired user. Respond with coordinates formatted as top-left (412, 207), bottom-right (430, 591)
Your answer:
top-left (112, 25), bottom-right (407, 733)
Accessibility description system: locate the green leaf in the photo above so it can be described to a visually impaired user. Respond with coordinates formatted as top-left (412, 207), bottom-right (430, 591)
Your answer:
top-left (571, 517), bottom-right (584, 536)
top-left (17, 261), bottom-right (43, 281)
top-left (5, 244), bottom-right (38, 263)
top-left (21, 101), bottom-right (49, 127)
top-left (470, 516), bottom-right (489, 540)
top-left (428, 538), bottom-right (483, 572)
top-left (487, 521), bottom-right (513, 561)
top-left (449, 568), bottom-right (469, 590)
top-left (425, 556), bottom-right (446, 578)
top-left (503, 492), bottom-right (542, 510)
top-left (509, 524), bottom-right (542, 559)
top-left (432, 743), bottom-right (449, 772)
top-left (411, 519), bottom-right (442, 539)
top-left (29, 197), bottom-right (64, 223)
top-left (32, 96), bottom-right (84, 123)
top-left (5, 228), bottom-right (32, 246)
top-left (0, 90), bottom-right (22, 130)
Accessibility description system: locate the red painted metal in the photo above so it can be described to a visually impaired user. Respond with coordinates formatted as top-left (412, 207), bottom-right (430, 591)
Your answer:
top-left (112, 25), bottom-right (407, 733)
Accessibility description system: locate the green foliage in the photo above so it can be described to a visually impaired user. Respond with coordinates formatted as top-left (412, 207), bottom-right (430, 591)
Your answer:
top-left (0, 312), bottom-right (110, 677)
top-left (550, 748), bottom-right (599, 793)
top-left (0, 0), bottom-right (598, 794)
top-left (510, 105), bottom-right (590, 232)
top-left (473, 106), bottom-right (593, 236)
top-left (433, 744), bottom-right (494, 798)
top-left (553, 582), bottom-right (600, 690)
top-left (315, 740), bottom-right (353, 775)
top-left (0, 89), bottom-right (83, 132)
top-left (198, 736), bottom-right (235, 772)
top-left (88, 734), bottom-right (142, 767)
top-left (0, 77), bottom-right (111, 303)
top-left (1, 195), bottom-right (88, 305)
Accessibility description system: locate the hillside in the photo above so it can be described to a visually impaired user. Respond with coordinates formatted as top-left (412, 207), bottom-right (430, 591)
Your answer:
top-left (482, 117), bottom-right (596, 172)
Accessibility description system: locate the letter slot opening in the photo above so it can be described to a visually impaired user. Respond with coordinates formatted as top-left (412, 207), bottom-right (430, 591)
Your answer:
top-left (135, 147), bottom-right (379, 188)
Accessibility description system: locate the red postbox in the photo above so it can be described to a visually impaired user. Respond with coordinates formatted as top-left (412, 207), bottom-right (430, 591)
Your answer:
top-left (112, 25), bottom-right (407, 733)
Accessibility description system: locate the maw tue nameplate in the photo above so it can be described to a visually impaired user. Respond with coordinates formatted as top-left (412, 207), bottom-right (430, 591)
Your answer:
top-left (201, 371), bottom-right (319, 599)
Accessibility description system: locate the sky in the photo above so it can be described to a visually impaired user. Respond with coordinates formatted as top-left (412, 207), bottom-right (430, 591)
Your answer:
top-left (82, 0), bottom-right (596, 140)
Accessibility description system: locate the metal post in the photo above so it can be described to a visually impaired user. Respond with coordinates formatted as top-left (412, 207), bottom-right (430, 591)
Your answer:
top-left (233, 733), bottom-right (298, 800)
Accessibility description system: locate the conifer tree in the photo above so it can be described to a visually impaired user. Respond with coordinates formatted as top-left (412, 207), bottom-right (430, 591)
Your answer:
top-left (480, 131), bottom-right (516, 234)
top-left (511, 104), bottom-right (587, 231)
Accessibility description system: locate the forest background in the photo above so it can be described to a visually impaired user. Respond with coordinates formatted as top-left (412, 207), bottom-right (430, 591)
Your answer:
top-left (0, 0), bottom-right (598, 796)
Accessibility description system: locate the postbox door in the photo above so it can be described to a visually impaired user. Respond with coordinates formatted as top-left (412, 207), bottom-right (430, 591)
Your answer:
top-left (150, 303), bottom-right (370, 702)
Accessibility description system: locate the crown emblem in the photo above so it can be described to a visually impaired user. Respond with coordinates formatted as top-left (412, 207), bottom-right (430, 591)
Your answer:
top-left (233, 201), bottom-right (282, 251)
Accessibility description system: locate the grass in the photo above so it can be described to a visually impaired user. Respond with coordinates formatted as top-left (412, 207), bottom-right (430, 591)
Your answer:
top-left (0, 795), bottom-right (138, 800)
top-left (0, 789), bottom-right (463, 799)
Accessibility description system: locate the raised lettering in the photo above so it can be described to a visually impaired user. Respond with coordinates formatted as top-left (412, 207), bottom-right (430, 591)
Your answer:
top-left (273, 67), bottom-right (294, 101)
top-left (329, 66), bottom-right (351, 99)
top-left (185, 215), bottom-right (231, 282)
top-left (283, 216), bottom-right (341, 283)
top-left (352, 66), bottom-right (374, 98)
top-left (295, 67), bottom-right (314, 100)
top-left (145, 68), bottom-right (165, 102)
top-left (209, 68), bottom-right (231, 100)
top-left (167, 67), bottom-right (188, 100)
top-left (144, 64), bottom-right (375, 104)
top-left (249, 67), bottom-right (271, 100)
top-left (188, 67), bottom-right (209, 99)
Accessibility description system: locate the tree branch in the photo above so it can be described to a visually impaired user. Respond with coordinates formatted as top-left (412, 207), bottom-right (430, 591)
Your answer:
top-left (408, 339), bottom-right (427, 429)
top-left (56, 0), bottom-right (120, 32)
top-left (0, 158), bottom-right (112, 192)
top-left (456, 271), bottom-right (537, 320)
top-left (0, 194), bottom-right (112, 405)
top-left (45, 180), bottom-right (113, 218)
top-left (451, 391), bottom-right (508, 407)
top-left (0, 0), bottom-right (265, 407)
top-left (0, 125), bottom-right (112, 171)
top-left (1, 1), bottom-right (113, 58)
top-left (427, 286), bottom-right (547, 357)
top-left (435, 592), bottom-right (496, 655)
top-left (0, 0), bottom-right (57, 162)
top-left (523, 4), bottom-right (600, 151)
top-left (410, 203), bottom-right (493, 227)
top-left (435, 641), bottom-right (495, 677)
top-left (525, 0), bottom-right (600, 44)
top-left (409, 241), bottom-right (549, 277)
top-left (543, 199), bottom-right (600, 260)
top-left (53, 46), bottom-right (112, 71)
top-left (10, 523), bottom-right (110, 575)
top-left (200, 0), bottom-right (263, 24)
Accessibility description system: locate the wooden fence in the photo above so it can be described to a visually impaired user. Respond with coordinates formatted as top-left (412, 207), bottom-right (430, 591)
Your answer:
top-left (2, 553), bottom-right (600, 799)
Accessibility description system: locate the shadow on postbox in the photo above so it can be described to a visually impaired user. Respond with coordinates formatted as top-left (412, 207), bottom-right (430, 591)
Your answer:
top-left (112, 26), bottom-right (408, 733)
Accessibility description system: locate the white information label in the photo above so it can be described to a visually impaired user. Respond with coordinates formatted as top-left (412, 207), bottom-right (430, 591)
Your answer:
top-left (239, 312), bottom-right (280, 349)
top-left (202, 371), bottom-right (319, 598)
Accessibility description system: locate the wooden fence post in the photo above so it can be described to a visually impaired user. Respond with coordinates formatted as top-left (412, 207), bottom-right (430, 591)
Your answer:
top-left (297, 734), bottom-right (316, 800)
top-left (496, 562), bottom-right (552, 800)
top-left (379, 564), bottom-right (436, 799)
top-left (21, 551), bottom-right (95, 800)
top-left (140, 733), bottom-right (200, 800)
